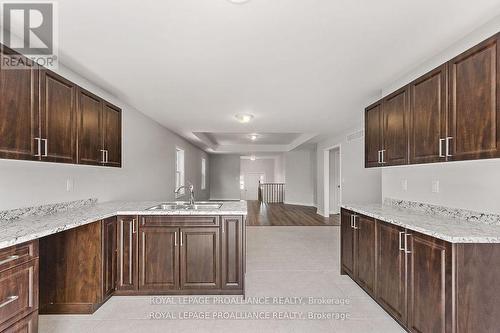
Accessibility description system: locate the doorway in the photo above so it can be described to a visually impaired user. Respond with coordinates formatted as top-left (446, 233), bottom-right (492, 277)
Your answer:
top-left (243, 172), bottom-right (265, 200)
top-left (323, 145), bottom-right (341, 217)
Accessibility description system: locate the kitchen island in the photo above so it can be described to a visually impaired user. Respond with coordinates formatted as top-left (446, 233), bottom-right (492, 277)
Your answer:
top-left (0, 200), bottom-right (247, 331)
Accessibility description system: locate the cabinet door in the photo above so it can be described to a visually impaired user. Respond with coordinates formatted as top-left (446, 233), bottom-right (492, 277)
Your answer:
top-left (221, 217), bottom-right (243, 290)
top-left (383, 86), bottom-right (409, 166)
top-left (340, 210), bottom-right (355, 277)
top-left (117, 216), bottom-right (138, 291)
top-left (355, 215), bottom-right (375, 295)
top-left (0, 48), bottom-right (39, 161)
top-left (376, 221), bottom-right (406, 325)
top-left (102, 218), bottom-right (117, 299)
top-left (409, 64), bottom-right (448, 164)
top-left (39, 70), bottom-right (77, 163)
top-left (448, 33), bottom-right (500, 161)
top-left (1, 311), bottom-right (38, 333)
top-left (102, 102), bottom-right (121, 167)
top-left (407, 232), bottom-right (450, 333)
top-left (365, 101), bottom-right (383, 167)
top-left (139, 227), bottom-right (179, 291)
top-left (180, 228), bottom-right (220, 290)
top-left (77, 89), bottom-right (103, 165)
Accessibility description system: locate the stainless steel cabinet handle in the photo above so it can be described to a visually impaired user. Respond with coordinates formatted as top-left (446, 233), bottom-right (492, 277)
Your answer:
top-left (100, 149), bottom-right (106, 163)
top-left (350, 215), bottom-right (354, 229)
top-left (105, 150), bottom-right (109, 163)
top-left (399, 232), bottom-right (405, 251)
top-left (222, 222), bottom-right (225, 233)
top-left (352, 215), bottom-right (359, 230)
top-left (380, 150), bottom-right (386, 164)
top-left (404, 233), bottom-right (412, 254)
top-left (439, 138), bottom-right (445, 157)
top-left (0, 295), bottom-right (19, 308)
top-left (446, 137), bottom-right (453, 157)
top-left (180, 232), bottom-right (183, 246)
top-left (34, 138), bottom-right (42, 157)
top-left (0, 255), bottom-right (20, 265)
top-left (174, 232), bottom-right (178, 247)
top-left (132, 219), bottom-right (136, 234)
top-left (42, 139), bottom-right (48, 157)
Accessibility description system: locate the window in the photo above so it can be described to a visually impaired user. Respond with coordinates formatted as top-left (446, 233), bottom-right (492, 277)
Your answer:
top-left (201, 158), bottom-right (207, 190)
top-left (175, 148), bottom-right (185, 196)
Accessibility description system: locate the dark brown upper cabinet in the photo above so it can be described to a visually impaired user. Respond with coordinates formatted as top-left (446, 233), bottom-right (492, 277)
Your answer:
top-left (383, 86), bottom-right (409, 166)
top-left (409, 64), bottom-right (448, 164)
top-left (0, 43), bottom-right (121, 168)
top-left (364, 101), bottom-right (383, 167)
top-left (0, 47), bottom-right (39, 161)
top-left (77, 89), bottom-right (103, 165)
top-left (366, 32), bottom-right (500, 168)
top-left (102, 102), bottom-right (122, 167)
top-left (448, 33), bottom-right (500, 161)
top-left (39, 69), bottom-right (77, 164)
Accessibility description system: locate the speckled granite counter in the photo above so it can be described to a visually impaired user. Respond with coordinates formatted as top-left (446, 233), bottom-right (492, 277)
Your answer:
top-left (0, 200), bottom-right (247, 250)
top-left (342, 203), bottom-right (500, 243)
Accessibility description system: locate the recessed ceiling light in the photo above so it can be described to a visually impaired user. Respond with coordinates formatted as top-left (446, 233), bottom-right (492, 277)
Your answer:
top-left (250, 155), bottom-right (256, 161)
top-left (250, 134), bottom-right (258, 141)
top-left (234, 113), bottom-right (254, 124)
top-left (227, 0), bottom-right (251, 4)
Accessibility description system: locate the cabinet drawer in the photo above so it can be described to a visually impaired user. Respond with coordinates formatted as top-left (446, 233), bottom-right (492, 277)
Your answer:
top-left (1, 311), bottom-right (38, 333)
top-left (0, 242), bottom-right (38, 273)
top-left (141, 216), bottom-right (219, 227)
top-left (0, 260), bottom-right (38, 331)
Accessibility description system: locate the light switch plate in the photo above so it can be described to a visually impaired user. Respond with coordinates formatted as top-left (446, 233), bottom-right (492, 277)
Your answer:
top-left (432, 180), bottom-right (439, 193)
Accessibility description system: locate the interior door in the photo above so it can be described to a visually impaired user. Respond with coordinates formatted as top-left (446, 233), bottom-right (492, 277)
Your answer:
top-left (245, 173), bottom-right (264, 201)
top-left (355, 215), bottom-right (375, 295)
top-left (329, 149), bottom-right (341, 214)
top-left (409, 64), bottom-right (448, 164)
top-left (0, 48), bottom-right (39, 161)
top-left (365, 101), bottom-right (383, 167)
top-left (39, 70), bottom-right (77, 163)
top-left (383, 86), bottom-right (409, 166)
top-left (102, 102), bottom-right (121, 167)
top-left (448, 33), bottom-right (500, 161)
top-left (139, 227), bottom-right (179, 291)
top-left (77, 88), bottom-right (103, 165)
top-left (376, 221), bottom-right (407, 325)
top-left (180, 227), bottom-right (220, 290)
top-left (340, 210), bottom-right (354, 278)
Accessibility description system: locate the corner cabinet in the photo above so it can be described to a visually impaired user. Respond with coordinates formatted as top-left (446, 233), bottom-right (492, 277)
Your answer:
top-left (0, 43), bottom-right (122, 167)
top-left (365, 32), bottom-right (500, 167)
top-left (341, 208), bottom-right (500, 333)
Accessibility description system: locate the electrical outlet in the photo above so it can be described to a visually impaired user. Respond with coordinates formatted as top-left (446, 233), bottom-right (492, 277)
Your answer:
top-left (66, 178), bottom-right (74, 192)
top-left (431, 180), bottom-right (439, 193)
top-left (401, 179), bottom-right (408, 192)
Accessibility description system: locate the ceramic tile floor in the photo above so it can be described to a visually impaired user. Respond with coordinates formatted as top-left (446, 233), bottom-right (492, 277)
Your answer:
top-left (40, 226), bottom-right (405, 333)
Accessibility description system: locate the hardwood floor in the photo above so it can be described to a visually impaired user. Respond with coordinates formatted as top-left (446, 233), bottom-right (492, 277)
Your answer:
top-left (246, 201), bottom-right (340, 226)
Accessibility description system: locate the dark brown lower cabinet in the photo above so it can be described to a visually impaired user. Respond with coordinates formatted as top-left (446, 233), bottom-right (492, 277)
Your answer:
top-left (0, 311), bottom-right (38, 333)
top-left (138, 226), bottom-right (179, 292)
top-left (340, 210), bottom-right (355, 277)
top-left (180, 228), bottom-right (220, 290)
top-left (341, 208), bottom-right (500, 333)
top-left (376, 220), bottom-right (406, 325)
top-left (116, 216), bottom-right (138, 293)
top-left (221, 216), bottom-right (244, 290)
top-left (39, 218), bottom-right (117, 314)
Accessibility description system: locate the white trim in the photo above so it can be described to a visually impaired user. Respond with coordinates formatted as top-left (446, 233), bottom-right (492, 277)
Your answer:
top-left (284, 201), bottom-right (316, 207)
top-left (323, 144), bottom-right (342, 217)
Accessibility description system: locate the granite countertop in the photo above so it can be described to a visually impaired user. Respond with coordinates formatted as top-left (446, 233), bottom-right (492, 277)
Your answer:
top-left (0, 200), bottom-right (247, 250)
top-left (342, 203), bottom-right (500, 243)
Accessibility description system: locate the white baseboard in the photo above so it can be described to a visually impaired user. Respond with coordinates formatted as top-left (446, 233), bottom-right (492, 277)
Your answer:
top-left (284, 201), bottom-right (316, 207)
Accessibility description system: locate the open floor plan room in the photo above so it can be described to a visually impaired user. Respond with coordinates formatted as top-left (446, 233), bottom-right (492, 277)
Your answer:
top-left (2, 1), bottom-right (500, 332)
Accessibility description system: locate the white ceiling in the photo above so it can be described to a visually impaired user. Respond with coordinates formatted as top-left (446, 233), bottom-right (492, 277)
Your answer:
top-left (53, 0), bottom-right (500, 152)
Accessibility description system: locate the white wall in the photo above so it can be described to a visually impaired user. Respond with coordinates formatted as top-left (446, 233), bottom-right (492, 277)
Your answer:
top-left (240, 158), bottom-right (276, 182)
top-left (380, 15), bottom-right (500, 214)
top-left (0, 64), bottom-right (209, 210)
top-left (209, 154), bottom-right (241, 200)
top-left (284, 147), bottom-right (317, 206)
top-left (316, 127), bottom-right (382, 215)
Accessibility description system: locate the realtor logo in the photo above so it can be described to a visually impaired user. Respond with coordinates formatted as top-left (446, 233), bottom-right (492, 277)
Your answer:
top-left (1, 1), bottom-right (58, 68)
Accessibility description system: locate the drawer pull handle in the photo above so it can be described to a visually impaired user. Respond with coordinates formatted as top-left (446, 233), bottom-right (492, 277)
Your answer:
top-left (0, 255), bottom-right (20, 265)
top-left (0, 295), bottom-right (19, 308)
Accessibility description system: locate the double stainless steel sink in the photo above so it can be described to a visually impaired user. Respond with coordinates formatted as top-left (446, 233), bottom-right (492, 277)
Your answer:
top-left (147, 201), bottom-right (223, 211)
